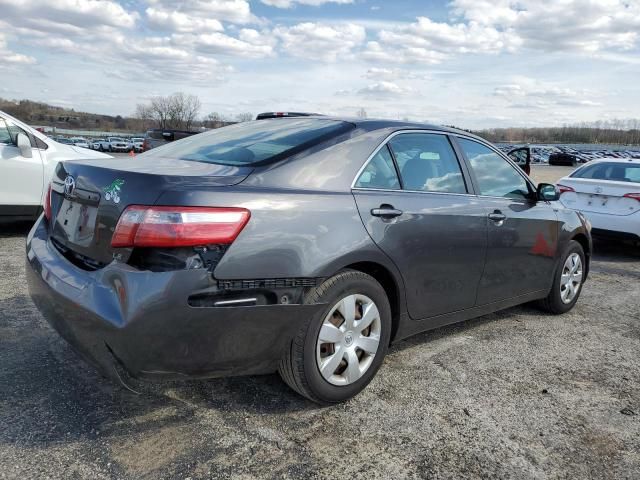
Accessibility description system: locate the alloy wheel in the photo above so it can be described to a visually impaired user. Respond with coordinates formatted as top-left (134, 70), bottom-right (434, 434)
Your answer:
top-left (316, 294), bottom-right (382, 386)
top-left (560, 252), bottom-right (583, 304)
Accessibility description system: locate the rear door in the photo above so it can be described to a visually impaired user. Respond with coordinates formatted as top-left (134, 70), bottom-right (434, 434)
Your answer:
top-left (353, 131), bottom-right (488, 319)
top-left (0, 115), bottom-right (44, 213)
top-left (455, 137), bottom-right (560, 305)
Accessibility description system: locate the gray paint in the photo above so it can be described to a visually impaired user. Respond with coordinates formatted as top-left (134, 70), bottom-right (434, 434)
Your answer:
top-left (26, 118), bottom-right (592, 382)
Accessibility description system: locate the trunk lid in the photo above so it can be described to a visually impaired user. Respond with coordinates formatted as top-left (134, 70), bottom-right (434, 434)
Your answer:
top-left (49, 157), bottom-right (252, 267)
top-left (559, 178), bottom-right (640, 216)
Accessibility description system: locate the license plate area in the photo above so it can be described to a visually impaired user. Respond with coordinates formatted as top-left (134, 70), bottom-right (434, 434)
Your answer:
top-left (55, 198), bottom-right (99, 248)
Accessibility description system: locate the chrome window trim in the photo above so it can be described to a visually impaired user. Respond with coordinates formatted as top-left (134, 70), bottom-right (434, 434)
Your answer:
top-left (352, 186), bottom-right (475, 198)
top-left (350, 129), bottom-right (469, 194)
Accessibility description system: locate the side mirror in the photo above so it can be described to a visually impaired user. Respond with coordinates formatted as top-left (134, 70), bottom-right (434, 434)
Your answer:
top-left (16, 133), bottom-right (33, 158)
top-left (538, 183), bottom-right (559, 202)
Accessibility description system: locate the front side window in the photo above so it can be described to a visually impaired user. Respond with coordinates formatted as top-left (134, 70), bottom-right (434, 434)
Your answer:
top-left (355, 145), bottom-right (400, 189)
top-left (388, 133), bottom-right (467, 193)
top-left (141, 118), bottom-right (354, 166)
top-left (459, 138), bottom-right (530, 199)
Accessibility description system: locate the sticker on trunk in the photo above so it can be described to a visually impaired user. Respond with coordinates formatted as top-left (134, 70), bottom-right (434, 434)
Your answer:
top-left (103, 179), bottom-right (124, 204)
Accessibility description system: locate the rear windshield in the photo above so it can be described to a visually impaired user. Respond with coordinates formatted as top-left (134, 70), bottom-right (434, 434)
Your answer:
top-left (571, 162), bottom-right (640, 183)
top-left (140, 118), bottom-right (354, 166)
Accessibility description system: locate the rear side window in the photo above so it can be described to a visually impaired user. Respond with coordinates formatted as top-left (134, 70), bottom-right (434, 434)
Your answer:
top-left (389, 133), bottom-right (467, 193)
top-left (355, 145), bottom-right (400, 190)
top-left (571, 162), bottom-right (640, 183)
top-left (142, 119), bottom-right (354, 166)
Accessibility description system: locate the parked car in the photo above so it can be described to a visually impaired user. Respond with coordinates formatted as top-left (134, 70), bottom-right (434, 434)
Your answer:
top-left (69, 137), bottom-right (90, 149)
top-left (557, 158), bottom-right (640, 243)
top-left (131, 137), bottom-right (144, 153)
top-left (0, 110), bottom-right (111, 222)
top-left (90, 138), bottom-right (106, 150)
top-left (105, 137), bottom-right (132, 153)
top-left (142, 128), bottom-right (199, 151)
top-left (26, 117), bottom-right (592, 403)
top-left (549, 152), bottom-right (578, 166)
top-left (506, 146), bottom-right (532, 175)
top-left (55, 137), bottom-right (73, 145)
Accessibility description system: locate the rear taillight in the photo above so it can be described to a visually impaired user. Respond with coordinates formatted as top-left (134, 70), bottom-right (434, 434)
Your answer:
top-left (43, 184), bottom-right (52, 221)
top-left (111, 206), bottom-right (251, 248)
top-left (557, 184), bottom-right (575, 194)
top-left (623, 193), bottom-right (640, 202)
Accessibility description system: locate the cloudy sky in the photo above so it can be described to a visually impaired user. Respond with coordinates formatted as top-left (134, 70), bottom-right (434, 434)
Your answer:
top-left (1, 0), bottom-right (639, 129)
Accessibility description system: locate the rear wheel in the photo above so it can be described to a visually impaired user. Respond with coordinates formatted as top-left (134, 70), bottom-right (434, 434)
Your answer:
top-left (279, 270), bottom-right (391, 404)
top-left (538, 240), bottom-right (585, 314)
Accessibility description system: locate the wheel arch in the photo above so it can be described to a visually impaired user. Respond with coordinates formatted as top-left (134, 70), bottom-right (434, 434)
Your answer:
top-left (340, 260), bottom-right (404, 344)
top-left (570, 232), bottom-right (591, 280)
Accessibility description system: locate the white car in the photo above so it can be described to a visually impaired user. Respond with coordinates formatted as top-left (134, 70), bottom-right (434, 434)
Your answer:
top-left (69, 137), bottom-right (90, 148)
top-left (0, 110), bottom-right (111, 222)
top-left (557, 158), bottom-right (640, 242)
top-left (131, 137), bottom-right (144, 152)
top-left (106, 137), bottom-right (132, 152)
top-left (90, 138), bottom-right (106, 150)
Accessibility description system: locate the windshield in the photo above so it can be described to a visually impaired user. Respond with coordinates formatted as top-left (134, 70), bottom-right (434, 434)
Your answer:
top-left (571, 162), bottom-right (640, 183)
top-left (140, 118), bottom-right (354, 166)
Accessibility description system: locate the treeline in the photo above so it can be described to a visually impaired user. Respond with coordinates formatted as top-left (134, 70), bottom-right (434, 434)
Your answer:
top-left (0, 98), bottom-right (147, 132)
top-left (476, 119), bottom-right (640, 145)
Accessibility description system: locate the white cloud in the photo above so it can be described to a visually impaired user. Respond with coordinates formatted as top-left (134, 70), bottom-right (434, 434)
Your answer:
top-left (0, 0), bottom-right (138, 29)
top-left (0, 32), bottom-right (36, 66)
top-left (274, 22), bottom-right (366, 61)
top-left (364, 0), bottom-right (640, 65)
top-left (261, 0), bottom-right (353, 7)
top-left (146, 0), bottom-right (255, 24)
top-left (145, 7), bottom-right (224, 33)
top-left (357, 81), bottom-right (414, 97)
top-left (452, 0), bottom-right (640, 53)
top-left (173, 31), bottom-right (275, 58)
top-left (493, 80), bottom-right (603, 108)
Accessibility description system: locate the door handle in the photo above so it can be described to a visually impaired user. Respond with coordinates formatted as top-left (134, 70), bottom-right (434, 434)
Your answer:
top-left (488, 211), bottom-right (506, 224)
top-left (371, 205), bottom-right (403, 218)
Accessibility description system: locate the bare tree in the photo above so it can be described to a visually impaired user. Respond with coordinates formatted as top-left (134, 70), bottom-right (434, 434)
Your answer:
top-left (235, 112), bottom-right (253, 122)
top-left (135, 92), bottom-right (202, 130)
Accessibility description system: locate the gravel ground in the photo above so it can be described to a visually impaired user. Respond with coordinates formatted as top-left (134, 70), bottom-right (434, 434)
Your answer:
top-left (1, 166), bottom-right (639, 479)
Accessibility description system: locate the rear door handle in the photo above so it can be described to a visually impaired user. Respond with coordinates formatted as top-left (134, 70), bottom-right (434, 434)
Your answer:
top-left (371, 206), bottom-right (403, 218)
top-left (488, 211), bottom-right (506, 224)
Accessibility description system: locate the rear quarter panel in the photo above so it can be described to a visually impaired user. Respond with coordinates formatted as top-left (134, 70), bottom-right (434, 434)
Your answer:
top-left (154, 187), bottom-right (404, 285)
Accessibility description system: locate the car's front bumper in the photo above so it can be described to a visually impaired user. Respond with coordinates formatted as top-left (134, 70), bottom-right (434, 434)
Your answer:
top-left (25, 218), bottom-right (323, 388)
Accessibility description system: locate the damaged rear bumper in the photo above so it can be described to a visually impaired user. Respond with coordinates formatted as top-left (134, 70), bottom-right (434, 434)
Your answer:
top-left (25, 217), bottom-right (323, 388)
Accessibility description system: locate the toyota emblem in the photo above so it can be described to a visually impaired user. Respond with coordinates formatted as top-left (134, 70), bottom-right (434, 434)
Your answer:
top-left (64, 175), bottom-right (76, 197)
top-left (595, 186), bottom-right (603, 193)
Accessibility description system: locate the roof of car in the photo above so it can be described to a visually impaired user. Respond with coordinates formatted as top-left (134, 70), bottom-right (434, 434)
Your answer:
top-left (581, 157), bottom-right (640, 164)
top-left (259, 115), bottom-right (482, 140)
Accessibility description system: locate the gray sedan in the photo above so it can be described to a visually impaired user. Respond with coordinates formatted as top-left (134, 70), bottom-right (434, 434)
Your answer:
top-left (26, 117), bottom-right (592, 403)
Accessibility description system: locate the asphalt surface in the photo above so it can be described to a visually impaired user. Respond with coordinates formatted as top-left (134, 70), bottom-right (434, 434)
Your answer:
top-left (1, 167), bottom-right (639, 479)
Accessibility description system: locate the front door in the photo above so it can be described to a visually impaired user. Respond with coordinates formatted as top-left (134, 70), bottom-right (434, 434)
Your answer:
top-left (0, 116), bottom-right (44, 215)
top-left (456, 137), bottom-right (559, 305)
top-left (353, 132), bottom-right (488, 319)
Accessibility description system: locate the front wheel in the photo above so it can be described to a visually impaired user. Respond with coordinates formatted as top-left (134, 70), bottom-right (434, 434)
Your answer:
top-left (537, 240), bottom-right (585, 314)
top-left (279, 270), bottom-right (391, 404)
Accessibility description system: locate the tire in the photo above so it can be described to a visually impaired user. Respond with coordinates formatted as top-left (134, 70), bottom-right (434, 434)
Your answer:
top-left (279, 270), bottom-right (392, 404)
top-left (537, 240), bottom-right (585, 314)
top-left (99, 145), bottom-right (104, 152)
